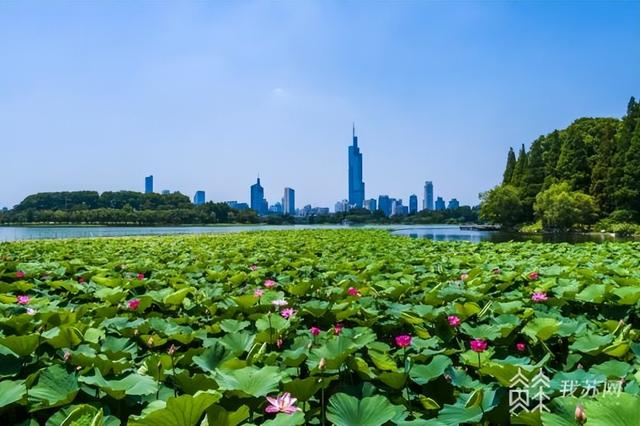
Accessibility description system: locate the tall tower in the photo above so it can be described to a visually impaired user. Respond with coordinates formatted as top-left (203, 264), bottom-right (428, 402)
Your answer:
top-left (145, 175), bottom-right (154, 194)
top-left (423, 181), bottom-right (434, 211)
top-left (283, 187), bottom-right (295, 215)
top-left (348, 124), bottom-right (365, 208)
top-left (250, 177), bottom-right (265, 215)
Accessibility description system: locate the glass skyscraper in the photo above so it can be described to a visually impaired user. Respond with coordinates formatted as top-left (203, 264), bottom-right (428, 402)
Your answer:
top-left (145, 175), bottom-right (153, 194)
top-left (283, 187), bottom-right (295, 215)
top-left (435, 196), bottom-right (445, 211)
top-left (250, 178), bottom-right (265, 215)
top-left (409, 194), bottom-right (418, 214)
top-left (378, 195), bottom-right (391, 217)
top-left (423, 181), bottom-right (433, 211)
top-left (193, 190), bottom-right (205, 205)
top-left (348, 125), bottom-right (365, 208)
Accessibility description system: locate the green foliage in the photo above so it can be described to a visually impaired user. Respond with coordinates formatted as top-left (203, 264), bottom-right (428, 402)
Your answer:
top-left (534, 182), bottom-right (599, 230)
top-left (479, 184), bottom-right (524, 228)
top-left (0, 229), bottom-right (639, 425)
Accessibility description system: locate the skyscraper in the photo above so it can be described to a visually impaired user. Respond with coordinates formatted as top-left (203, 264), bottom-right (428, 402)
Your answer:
top-left (250, 177), bottom-right (265, 215)
top-left (378, 195), bottom-right (391, 217)
top-left (145, 175), bottom-right (153, 194)
top-left (435, 196), bottom-right (445, 211)
top-left (283, 187), bottom-right (295, 215)
top-left (409, 194), bottom-right (418, 214)
top-left (193, 191), bottom-right (205, 205)
top-left (364, 198), bottom-right (377, 211)
top-left (423, 181), bottom-right (434, 211)
top-left (447, 198), bottom-right (460, 210)
top-left (348, 124), bottom-right (365, 208)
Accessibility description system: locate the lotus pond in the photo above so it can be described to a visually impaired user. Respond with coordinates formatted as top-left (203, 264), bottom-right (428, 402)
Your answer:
top-left (0, 230), bottom-right (639, 425)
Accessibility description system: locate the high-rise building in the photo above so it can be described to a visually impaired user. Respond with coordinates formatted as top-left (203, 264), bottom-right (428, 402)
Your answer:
top-left (409, 194), bottom-right (418, 214)
top-left (193, 191), bottom-right (205, 205)
top-left (283, 187), bottom-right (295, 215)
top-left (423, 181), bottom-right (433, 211)
top-left (435, 196), bottom-right (445, 211)
top-left (378, 195), bottom-right (392, 216)
top-left (335, 199), bottom-right (349, 213)
top-left (363, 198), bottom-right (377, 211)
top-left (348, 124), bottom-right (365, 208)
top-left (447, 198), bottom-right (460, 210)
top-left (161, 189), bottom-right (170, 195)
top-left (250, 178), bottom-right (265, 215)
top-left (269, 202), bottom-right (283, 214)
top-left (145, 175), bottom-right (154, 194)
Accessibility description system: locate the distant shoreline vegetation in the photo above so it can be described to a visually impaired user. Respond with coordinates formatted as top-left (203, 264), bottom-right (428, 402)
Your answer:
top-left (479, 96), bottom-right (640, 236)
top-left (0, 191), bottom-right (479, 226)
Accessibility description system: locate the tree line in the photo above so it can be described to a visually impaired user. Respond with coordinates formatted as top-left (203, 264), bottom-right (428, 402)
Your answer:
top-left (481, 97), bottom-right (640, 231)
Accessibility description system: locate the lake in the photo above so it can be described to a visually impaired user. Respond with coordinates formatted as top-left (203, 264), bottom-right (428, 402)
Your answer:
top-left (0, 224), bottom-right (635, 243)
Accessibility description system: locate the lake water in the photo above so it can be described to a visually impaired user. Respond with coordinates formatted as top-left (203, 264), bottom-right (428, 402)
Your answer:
top-left (0, 224), bottom-right (634, 243)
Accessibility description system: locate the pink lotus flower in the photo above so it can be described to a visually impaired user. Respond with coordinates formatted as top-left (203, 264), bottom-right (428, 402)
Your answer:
top-left (280, 308), bottom-right (296, 319)
top-left (347, 287), bottom-right (360, 296)
top-left (528, 271), bottom-right (539, 280)
top-left (470, 339), bottom-right (488, 353)
top-left (395, 334), bottom-right (412, 348)
top-left (271, 299), bottom-right (288, 307)
top-left (16, 271), bottom-right (25, 279)
top-left (127, 299), bottom-right (140, 310)
top-left (492, 268), bottom-right (501, 275)
top-left (16, 295), bottom-right (30, 305)
top-left (460, 273), bottom-right (469, 281)
top-left (264, 279), bottom-right (277, 288)
top-left (265, 392), bottom-right (301, 415)
top-left (254, 288), bottom-right (264, 297)
top-left (249, 264), bottom-right (258, 271)
top-left (310, 326), bottom-right (321, 336)
top-left (516, 342), bottom-right (526, 352)
top-left (448, 315), bottom-right (461, 327)
top-left (531, 292), bottom-right (548, 302)
top-left (78, 277), bottom-right (85, 283)
top-left (333, 323), bottom-right (343, 335)
top-left (137, 273), bottom-right (145, 280)
top-left (276, 338), bottom-right (283, 348)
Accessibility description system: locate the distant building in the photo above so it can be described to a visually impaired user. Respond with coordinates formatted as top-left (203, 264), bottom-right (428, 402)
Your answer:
top-left (145, 175), bottom-right (154, 194)
top-left (363, 198), bottom-right (377, 211)
top-left (315, 207), bottom-right (330, 215)
top-left (262, 198), bottom-right (269, 215)
top-left (409, 194), bottom-right (418, 214)
top-left (447, 198), bottom-right (460, 210)
top-left (250, 178), bottom-right (266, 215)
top-left (378, 195), bottom-right (392, 216)
top-left (226, 201), bottom-right (249, 211)
top-left (423, 181), bottom-right (433, 211)
top-left (348, 124), bottom-right (365, 208)
top-left (392, 199), bottom-right (407, 216)
top-left (301, 204), bottom-right (312, 216)
top-left (335, 199), bottom-right (349, 213)
top-left (283, 187), bottom-right (295, 215)
top-left (193, 191), bottom-right (205, 205)
top-left (435, 196), bottom-right (445, 211)
top-left (161, 190), bottom-right (170, 195)
top-left (269, 202), bottom-right (283, 214)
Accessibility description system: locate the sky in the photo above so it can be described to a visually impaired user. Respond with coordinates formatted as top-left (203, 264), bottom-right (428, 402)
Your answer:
top-left (1, 1), bottom-right (639, 210)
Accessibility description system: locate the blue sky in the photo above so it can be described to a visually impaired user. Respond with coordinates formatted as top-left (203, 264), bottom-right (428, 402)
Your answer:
top-left (1, 1), bottom-right (638, 209)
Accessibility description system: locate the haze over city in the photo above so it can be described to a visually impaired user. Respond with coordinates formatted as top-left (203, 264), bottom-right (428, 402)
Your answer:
top-left (1, 1), bottom-right (639, 209)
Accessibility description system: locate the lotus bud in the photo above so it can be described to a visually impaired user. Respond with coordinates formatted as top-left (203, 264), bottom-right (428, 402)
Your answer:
top-left (319, 358), bottom-right (327, 370)
top-left (63, 351), bottom-right (72, 362)
top-left (134, 329), bottom-right (139, 336)
top-left (575, 404), bottom-right (586, 424)
top-left (76, 365), bottom-right (82, 371)
top-left (577, 363), bottom-right (583, 370)
top-left (146, 336), bottom-right (154, 347)
top-left (168, 344), bottom-right (177, 356)
top-left (444, 373), bottom-right (452, 383)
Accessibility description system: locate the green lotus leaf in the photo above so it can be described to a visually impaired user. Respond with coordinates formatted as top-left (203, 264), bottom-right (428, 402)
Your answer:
top-left (569, 333), bottom-right (613, 354)
top-left (326, 393), bottom-right (400, 426)
top-left (0, 379), bottom-right (26, 408)
top-left (611, 286), bottom-right (640, 305)
top-left (204, 404), bottom-right (250, 426)
top-left (575, 284), bottom-right (607, 303)
top-left (192, 342), bottom-right (236, 373)
top-left (262, 412), bottom-right (306, 426)
top-left (410, 355), bottom-right (452, 385)
top-left (0, 334), bottom-right (40, 357)
top-left (29, 365), bottom-right (79, 411)
top-left (129, 391), bottom-right (221, 426)
top-left (79, 369), bottom-right (157, 399)
top-left (163, 287), bottom-right (195, 305)
top-left (219, 319), bottom-right (250, 333)
top-left (522, 317), bottom-right (560, 341)
top-left (214, 366), bottom-right (284, 397)
top-left (42, 326), bottom-right (84, 349)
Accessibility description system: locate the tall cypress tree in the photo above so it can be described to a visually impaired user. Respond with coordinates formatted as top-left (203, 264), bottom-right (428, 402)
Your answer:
top-left (556, 126), bottom-right (590, 192)
top-left (612, 97), bottom-right (640, 212)
top-left (510, 144), bottom-right (528, 187)
top-left (521, 136), bottom-right (546, 220)
top-left (502, 147), bottom-right (516, 184)
top-left (542, 131), bottom-right (562, 189)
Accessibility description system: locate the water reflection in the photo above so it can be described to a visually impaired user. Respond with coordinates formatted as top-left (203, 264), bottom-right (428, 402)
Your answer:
top-left (394, 228), bottom-right (636, 243)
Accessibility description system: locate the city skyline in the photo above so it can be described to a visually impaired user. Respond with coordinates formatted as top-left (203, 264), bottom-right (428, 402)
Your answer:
top-left (1, 2), bottom-right (638, 209)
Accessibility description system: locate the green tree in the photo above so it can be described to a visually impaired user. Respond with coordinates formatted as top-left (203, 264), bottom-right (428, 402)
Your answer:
top-left (542, 130), bottom-right (562, 188)
top-left (520, 136), bottom-right (546, 220)
top-left (502, 147), bottom-right (516, 184)
top-left (479, 185), bottom-right (524, 228)
top-left (509, 144), bottom-right (527, 186)
top-left (556, 127), bottom-right (590, 192)
top-left (534, 182), bottom-right (598, 230)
